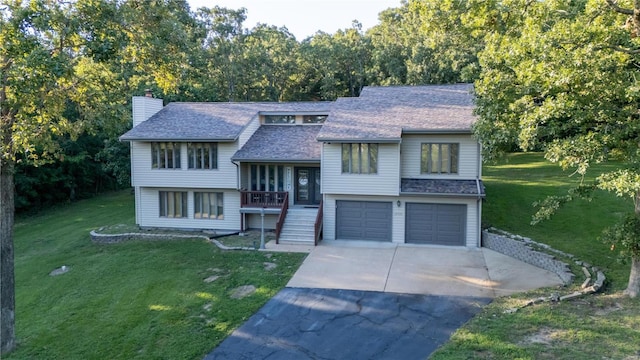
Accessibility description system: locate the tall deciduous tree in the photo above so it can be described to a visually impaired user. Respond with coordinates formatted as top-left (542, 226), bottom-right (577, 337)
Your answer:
top-left (473, 0), bottom-right (640, 297)
top-left (1, 1), bottom-right (79, 353)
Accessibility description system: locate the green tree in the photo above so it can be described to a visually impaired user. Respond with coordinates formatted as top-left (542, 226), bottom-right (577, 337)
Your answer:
top-left (1, 1), bottom-right (80, 353)
top-left (473, 0), bottom-right (640, 297)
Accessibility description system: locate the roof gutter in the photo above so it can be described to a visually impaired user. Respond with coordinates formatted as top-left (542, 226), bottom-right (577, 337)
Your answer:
top-left (401, 129), bottom-right (473, 135)
top-left (119, 137), bottom-right (238, 143)
top-left (316, 138), bottom-right (401, 144)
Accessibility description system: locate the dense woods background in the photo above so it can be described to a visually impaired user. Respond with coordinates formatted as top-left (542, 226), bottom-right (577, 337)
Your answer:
top-left (4, 0), bottom-right (640, 214)
top-left (3, 0), bottom-right (486, 213)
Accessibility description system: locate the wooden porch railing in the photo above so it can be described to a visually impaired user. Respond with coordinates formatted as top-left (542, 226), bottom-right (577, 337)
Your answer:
top-left (275, 193), bottom-right (289, 244)
top-left (314, 200), bottom-right (323, 246)
top-left (240, 191), bottom-right (288, 208)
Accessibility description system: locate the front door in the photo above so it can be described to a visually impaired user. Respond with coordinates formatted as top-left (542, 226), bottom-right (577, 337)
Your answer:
top-left (295, 167), bottom-right (321, 205)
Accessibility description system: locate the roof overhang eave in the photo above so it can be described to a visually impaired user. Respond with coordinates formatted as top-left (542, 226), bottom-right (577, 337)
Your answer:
top-left (399, 191), bottom-right (486, 198)
top-left (231, 158), bottom-right (321, 163)
top-left (316, 137), bottom-right (401, 144)
top-left (401, 128), bottom-right (473, 135)
top-left (119, 136), bottom-right (238, 142)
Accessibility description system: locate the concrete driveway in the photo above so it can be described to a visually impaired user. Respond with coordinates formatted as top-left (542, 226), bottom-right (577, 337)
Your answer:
top-left (205, 243), bottom-right (563, 359)
top-left (288, 243), bottom-right (564, 297)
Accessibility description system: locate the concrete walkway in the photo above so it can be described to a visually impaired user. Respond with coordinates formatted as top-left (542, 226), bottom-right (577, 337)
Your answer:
top-left (287, 242), bottom-right (564, 298)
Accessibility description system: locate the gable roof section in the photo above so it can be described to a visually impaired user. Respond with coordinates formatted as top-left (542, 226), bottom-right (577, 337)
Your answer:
top-left (120, 102), bottom-right (330, 142)
top-left (317, 84), bottom-right (475, 143)
top-left (232, 125), bottom-right (322, 163)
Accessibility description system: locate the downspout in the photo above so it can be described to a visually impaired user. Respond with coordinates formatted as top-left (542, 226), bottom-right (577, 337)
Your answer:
top-left (476, 141), bottom-right (483, 247)
top-left (231, 160), bottom-right (242, 232)
top-left (231, 160), bottom-right (240, 190)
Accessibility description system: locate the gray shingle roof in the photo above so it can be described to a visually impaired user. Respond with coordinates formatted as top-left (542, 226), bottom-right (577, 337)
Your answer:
top-left (120, 102), bottom-right (330, 142)
top-left (401, 178), bottom-right (485, 197)
top-left (232, 125), bottom-right (322, 162)
top-left (317, 84), bottom-right (475, 142)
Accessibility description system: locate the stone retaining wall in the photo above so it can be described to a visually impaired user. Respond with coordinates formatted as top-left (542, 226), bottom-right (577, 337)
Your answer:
top-left (90, 230), bottom-right (209, 244)
top-left (482, 229), bottom-right (575, 285)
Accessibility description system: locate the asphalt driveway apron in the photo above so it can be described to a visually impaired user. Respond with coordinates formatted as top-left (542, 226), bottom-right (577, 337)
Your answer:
top-left (205, 244), bottom-right (562, 359)
top-left (205, 288), bottom-right (490, 360)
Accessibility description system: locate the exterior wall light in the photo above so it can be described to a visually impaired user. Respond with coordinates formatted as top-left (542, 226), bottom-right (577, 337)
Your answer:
top-left (397, 200), bottom-right (401, 207)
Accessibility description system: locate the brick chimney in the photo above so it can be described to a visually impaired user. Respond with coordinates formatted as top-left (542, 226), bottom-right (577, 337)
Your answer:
top-left (132, 91), bottom-right (163, 127)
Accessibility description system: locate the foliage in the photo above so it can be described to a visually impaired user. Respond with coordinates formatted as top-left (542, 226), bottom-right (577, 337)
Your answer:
top-left (602, 213), bottom-right (640, 262)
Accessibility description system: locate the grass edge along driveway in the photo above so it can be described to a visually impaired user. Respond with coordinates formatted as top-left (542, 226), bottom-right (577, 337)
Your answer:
top-left (431, 153), bottom-right (640, 359)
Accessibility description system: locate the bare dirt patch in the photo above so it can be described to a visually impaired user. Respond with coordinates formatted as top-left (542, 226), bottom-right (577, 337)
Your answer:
top-left (520, 327), bottom-right (569, 346)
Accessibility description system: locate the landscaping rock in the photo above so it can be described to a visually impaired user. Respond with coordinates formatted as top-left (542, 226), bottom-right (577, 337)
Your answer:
top-left (263, 262), bottom-right (277, 271)
top-left (204, 275), bottom-right (220, 283)
top-left (49, 265), bottom-right (70, 276)
top-left (230, 285), bottom-right (256, 299)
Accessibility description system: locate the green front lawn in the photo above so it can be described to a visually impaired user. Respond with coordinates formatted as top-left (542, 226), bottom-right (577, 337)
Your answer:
top-left (432, 152), bottom-right (640, 359)
top-left (7, 191), bottom-right (306, 359)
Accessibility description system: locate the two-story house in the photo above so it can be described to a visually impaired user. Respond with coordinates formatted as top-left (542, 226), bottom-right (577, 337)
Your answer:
top-left (120, 84), bottom-right (485, 247)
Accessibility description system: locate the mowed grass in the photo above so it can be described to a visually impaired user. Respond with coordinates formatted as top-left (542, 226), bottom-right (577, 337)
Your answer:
top-left (432, 152), bottom-right (640, 359)
top-left (7, 190), bottom-right (306, 360)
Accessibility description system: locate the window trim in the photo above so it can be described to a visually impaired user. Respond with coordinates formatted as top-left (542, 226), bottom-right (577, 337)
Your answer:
top-left (159, 191), bottom-right (187, 218)
top-left (264, 115), bottom-right (296, 124)
top-left (187, 142), bottom-right (218, 170)
top-left (420, 143), bottom-right (459, 174)
top-left (341, 143), bottom-right (378, 174)
top-left (151, 142), bottom-right (181, 169)
top-left (194, 192), bottom-right (224, 220)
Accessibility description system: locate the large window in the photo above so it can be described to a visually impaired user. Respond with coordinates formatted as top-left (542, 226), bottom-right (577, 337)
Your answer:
top-left (151, 142), bottom-right (181, 169)
top-left (421, 143), bottom-right (459, 174)
top-left (159, 191), bottom-right (187, 218)
top-left (250, 165), bottom-right (285, 191)
top-left (341, 143), bottom-right (378, 174)
top-left (188, 143), bottom-right (218, 169)
top-left (264, 115), bottom-right (295, 124)
top-left (194, 192), bottom-right (224, 219)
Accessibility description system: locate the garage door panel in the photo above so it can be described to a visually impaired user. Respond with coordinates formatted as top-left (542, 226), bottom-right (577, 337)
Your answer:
top-left (336, 200), bottom-right (392, 242)
top-left (406, 203), bottom-right (466, 246)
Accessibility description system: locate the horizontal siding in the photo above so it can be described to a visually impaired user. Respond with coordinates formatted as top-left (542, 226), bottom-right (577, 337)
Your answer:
top-left (323, 194), bottom-right (480, 247)
top-left (132, 96), bottom-right (163, 127)
top-left (400, 134), bottom-right (480, 179)
top-left (238, 116), bottom-right (260, 148)
top-left (321, 143), bottom-right (400, 196)
top-left (131, 141), bottom-right (239, 189)
top-left (137, 187), bottom-right (241, 231)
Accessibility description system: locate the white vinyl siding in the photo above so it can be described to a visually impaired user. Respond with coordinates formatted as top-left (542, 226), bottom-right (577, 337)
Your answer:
top-left (401, 134), bottom-right (480, 179)
top-left (322, 143), bottom-right (400, 196)
top-left (137, 188), bottom-right (240, 230)
top-left (238, 116), bottom-right (261, 148)
top-left (131, 141), bottom-right (238, 188)
top-left (323, 194), bottom-right (480, 247)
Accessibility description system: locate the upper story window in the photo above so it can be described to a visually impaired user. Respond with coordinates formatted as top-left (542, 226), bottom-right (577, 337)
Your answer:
top-left (188, 143), bottom-right (218, 170)
top-left (159, 191), bottom-right (187, 218)
top-left (303, 115), bottom-right (327, 124)
top-left (421, 143), bottom-right (459, 174)
top-left (151, 142), bottom-right (181, 169)
top-left (341, 143), bottom-right (378, 174)
top-left (264, 115), bottom-right (295, 124)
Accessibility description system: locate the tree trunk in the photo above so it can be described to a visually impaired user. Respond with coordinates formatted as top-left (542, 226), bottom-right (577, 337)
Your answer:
top-left (0, 159), bottom-right (15, 354)
top-left (624, 256), bottom-right (640, 298)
